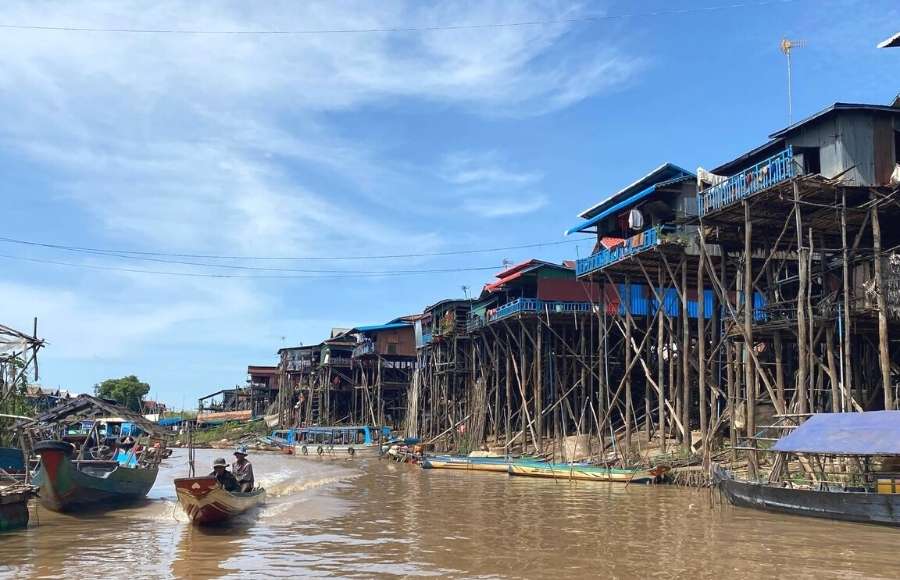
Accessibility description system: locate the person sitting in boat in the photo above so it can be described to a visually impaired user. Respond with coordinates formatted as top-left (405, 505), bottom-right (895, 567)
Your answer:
top-left (231, 447), bottom-right (254, 492)
top-left (209, 457), bottom-right (240, 492)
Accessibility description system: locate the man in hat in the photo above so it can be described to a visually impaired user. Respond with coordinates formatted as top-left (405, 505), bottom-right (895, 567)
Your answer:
top-left (209, 457), bottom-right (239, 492)
top-left (231, 446), bottom-right (255, 492)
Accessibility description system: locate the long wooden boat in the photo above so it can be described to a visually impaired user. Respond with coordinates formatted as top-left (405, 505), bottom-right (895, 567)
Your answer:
top-left (509, 462), bottom-right (660, 483)
top-left (714, 466), bottom-right (900, 527)
top-left (0, 485), bottom-right (33, 532)
top-left (32, 440), bottom-right (159, 512)
top-left (174, 476), bottom-right (266, 525)
top-left (422, 455), bottom-right (544, 473)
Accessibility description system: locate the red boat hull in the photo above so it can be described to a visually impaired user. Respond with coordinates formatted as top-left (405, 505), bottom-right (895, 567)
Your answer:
top-left (174, 476), bottom-right (265, 525)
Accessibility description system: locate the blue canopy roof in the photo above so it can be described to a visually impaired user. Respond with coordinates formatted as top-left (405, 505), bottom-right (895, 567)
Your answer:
top-left (772, 411), bottom-right (900, 455)
top-left (351, 322), bottom-right (411, 333)
top-left (565, 164), bottom-right (694, 236)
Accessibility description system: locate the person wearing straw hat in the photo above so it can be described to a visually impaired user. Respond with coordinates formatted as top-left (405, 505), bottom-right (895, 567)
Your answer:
top-left (231, 446), bottom-right (255, 492)
top-left (208, 457), bottom-right (239, 492)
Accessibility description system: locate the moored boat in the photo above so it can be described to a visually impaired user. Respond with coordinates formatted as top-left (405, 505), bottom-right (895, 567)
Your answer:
top-left (508, 462), bottom-right (660, 483)
top-left (714, 411), bottom-right (900, 527)
top-left (289, 425), bottom-right (388, 457)
top-left (422, 454), bottom-right (544, 473)
top-left (174, 476), bottom-right (266, 525)
top-left (32, 440), bottom-right (159, 512)
top-left (0, 485), bottom-right (34, 532)
top-left (714, 465), bottom-right (900, 526)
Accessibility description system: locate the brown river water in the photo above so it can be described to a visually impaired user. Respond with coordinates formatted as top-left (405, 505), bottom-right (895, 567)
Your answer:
top-left (1, 448), bottom-right (898, 579)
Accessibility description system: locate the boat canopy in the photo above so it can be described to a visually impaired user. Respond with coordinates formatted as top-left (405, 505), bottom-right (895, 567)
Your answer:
top-left (773, 411), bottom-right (900, 456)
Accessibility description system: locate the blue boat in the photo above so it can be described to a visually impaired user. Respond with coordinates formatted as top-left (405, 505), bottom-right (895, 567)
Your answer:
top-left (273, 425), bottom-right (390, 457)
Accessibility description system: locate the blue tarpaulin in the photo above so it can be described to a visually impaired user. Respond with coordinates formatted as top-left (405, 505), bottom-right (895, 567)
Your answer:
top-left (772, 411), bottom-right (900, 455)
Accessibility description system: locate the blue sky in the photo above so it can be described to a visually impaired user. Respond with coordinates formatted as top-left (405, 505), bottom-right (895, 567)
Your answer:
top-left (0, 0), bottom-right (897, 408)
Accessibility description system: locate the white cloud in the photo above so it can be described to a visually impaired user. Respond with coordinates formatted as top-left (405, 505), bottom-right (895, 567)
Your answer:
top-left (0, 1), bottom-right (640, 396)
top-left (462, 194), bottom-right (548, 218)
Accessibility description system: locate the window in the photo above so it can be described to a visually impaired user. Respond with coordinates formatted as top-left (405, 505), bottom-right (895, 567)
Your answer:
top-left (795, 146), bottom-right (821, 175)
top-left (895, 130), bottom-right (900, 164)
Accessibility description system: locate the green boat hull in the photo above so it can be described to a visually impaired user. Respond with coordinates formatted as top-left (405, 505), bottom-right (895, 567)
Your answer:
top-left (33, 440), bottom-right (158, 513)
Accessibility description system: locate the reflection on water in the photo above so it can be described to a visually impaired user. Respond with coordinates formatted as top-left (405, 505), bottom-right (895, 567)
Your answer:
top-left (1, 448), bottom-right (898, 579)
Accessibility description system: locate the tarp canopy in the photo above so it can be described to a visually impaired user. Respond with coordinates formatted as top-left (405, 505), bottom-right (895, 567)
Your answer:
top-left (772, 411), bottom-right (900, 455)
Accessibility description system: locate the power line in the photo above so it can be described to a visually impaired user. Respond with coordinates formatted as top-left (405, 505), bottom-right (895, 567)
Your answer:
top-left (0, 1), bottom-right (800, 35)
top-left (0, 253), bottom-right (501, 279)
top-left (0, 235), bottom-right (589, 262)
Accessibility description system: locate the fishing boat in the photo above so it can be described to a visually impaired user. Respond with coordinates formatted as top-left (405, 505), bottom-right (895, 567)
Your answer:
top-left (32, 440), bottom-right (160, 512)
top-left (715, 411), bottom-right (900, 526)
top-left (174, 476), bottom-right (266, 525)
top-left (508, 462), bottom-right (661, 483)
top-left (289, 425), bottom-right (389, 457)
top-left (422, 454), bottom-right (544, 473)
top-left (16, 394), bottom-right (169, 513)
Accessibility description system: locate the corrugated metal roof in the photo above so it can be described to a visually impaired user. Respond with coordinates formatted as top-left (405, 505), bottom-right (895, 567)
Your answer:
top-left (351, 322), bottom-right (412, 333)
top-left (566, 167), bottom-right (694, 236)
top-left (712, 102), bottom-right (900, 175)
top-left (877, 32), bottom-right (900, 48)
top-left (577, 163), bottom-right (694, 220)
top-left (768, 102), bottom-right (900, 139)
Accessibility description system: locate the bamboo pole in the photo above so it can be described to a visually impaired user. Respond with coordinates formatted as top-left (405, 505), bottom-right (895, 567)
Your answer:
top-left (744, 200), bottom-right (758, 478)
top-left (871, 195), bottom-right (893, 410)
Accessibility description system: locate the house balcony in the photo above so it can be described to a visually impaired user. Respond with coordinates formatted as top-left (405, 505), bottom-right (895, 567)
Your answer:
top-left (352, 340), bottom-right (376, 358)
top-left (576, 225), bottom-right (667, 277)
top-left (485, 298), bottom-right (592, 324)
top-left (697, 147), bottom-right (795, 217)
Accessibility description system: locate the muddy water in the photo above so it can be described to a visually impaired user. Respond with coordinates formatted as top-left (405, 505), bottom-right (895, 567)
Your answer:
top-left (1, 448), bottom-right (898, 579)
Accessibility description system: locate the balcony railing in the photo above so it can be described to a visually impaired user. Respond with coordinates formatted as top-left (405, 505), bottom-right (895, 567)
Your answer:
top-left (352, 340), bottom-right (376, 358)
top-left (576, 225), bottom-right (665, 277)
top-left (698, 147), bottom-right (795, 217)
top-left (480, 298), bottom-right (592, 324)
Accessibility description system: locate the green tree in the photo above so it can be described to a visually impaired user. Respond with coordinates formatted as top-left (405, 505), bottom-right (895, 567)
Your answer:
top-left (94, 375), bottom-right (150, 412)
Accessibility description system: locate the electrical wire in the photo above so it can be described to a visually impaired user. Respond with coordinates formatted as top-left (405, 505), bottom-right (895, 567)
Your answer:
top-left (0, 1), bottom-right (800, 35)
top-left (0, 235), bottom-right (588, 262)
top-left (0, 252), bottom-right (502, 279)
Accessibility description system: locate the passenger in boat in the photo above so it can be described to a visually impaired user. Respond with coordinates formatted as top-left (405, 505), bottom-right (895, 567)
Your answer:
top-left (209, 457), bottom-right (239, 492)
top-left (232, 447), bottom-right (254, 492)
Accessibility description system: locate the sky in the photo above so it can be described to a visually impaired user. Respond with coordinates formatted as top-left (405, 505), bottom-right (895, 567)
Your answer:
top-left (0, 0), bottom-right (897, 408)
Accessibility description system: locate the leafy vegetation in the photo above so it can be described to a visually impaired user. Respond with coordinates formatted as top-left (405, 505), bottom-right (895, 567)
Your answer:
top-left (185, 420), bottom-right (269, 446)
top-left (94, 375), bottom-right (150, 412)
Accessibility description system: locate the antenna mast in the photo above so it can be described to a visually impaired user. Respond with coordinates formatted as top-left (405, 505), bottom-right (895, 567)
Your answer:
top-left (780, 38), bottom-right (806, 124)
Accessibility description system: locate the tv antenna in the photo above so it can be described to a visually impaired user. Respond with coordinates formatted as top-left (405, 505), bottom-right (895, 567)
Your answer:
top-left (502, 259), bottom-right (513, 270)
top-left (461, 285), bottom-right (470, 299)
top-left (780, 38), bottom-right (806, 124)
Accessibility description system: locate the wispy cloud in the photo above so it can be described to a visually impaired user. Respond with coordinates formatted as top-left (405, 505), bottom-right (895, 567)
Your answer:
top-left (462, 194), bottom-right (548, 218)
top-left (440, 150), bottom-right (547, 218)
top-left (0, 0), bottom-right (640, 400)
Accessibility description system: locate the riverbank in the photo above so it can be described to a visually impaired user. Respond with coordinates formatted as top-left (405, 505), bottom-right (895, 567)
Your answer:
top-left (174, 420), bottom-right (270, 449)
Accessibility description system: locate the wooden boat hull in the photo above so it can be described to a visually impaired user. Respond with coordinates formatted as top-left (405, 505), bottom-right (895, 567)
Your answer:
top-left (422, 455), bottom-right (544, 473)
top-left (175, 476), bottom-right (265, 525)
top-left (509, 463), bottom-right (658, 483)
top-left (714, 467), bottom-right (900, 526)
top-left (32, 440), bottom-right (158, 512)
top-left (0, 488), bottom-right (30, 532)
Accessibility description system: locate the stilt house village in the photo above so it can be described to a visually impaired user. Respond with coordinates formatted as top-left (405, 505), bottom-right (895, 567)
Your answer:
top-left (205, 98), bottom-right (900, 474)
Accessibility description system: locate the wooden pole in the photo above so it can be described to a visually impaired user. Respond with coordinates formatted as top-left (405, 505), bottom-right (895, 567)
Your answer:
top-left (744, 200), bottom-right (758, 478)
top-left (681, 261), bottom-right (691, 455)
top-left (698, 246), bottom-right (708, 460)
top-left (794, 181), bottom-right (810, 416)
top-left (840, 189), bottom-right (854, 410)
top-left (657, 266), bottom-right (666, 453)
top-left (624, 276), bottom-right (634, 457)
top-left (871, 196), bottom-right (893, 410)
